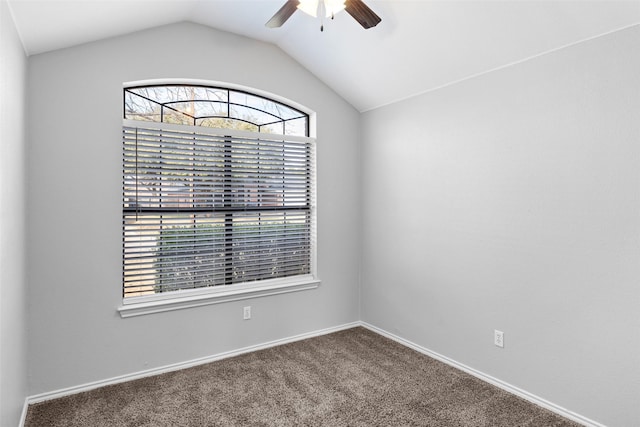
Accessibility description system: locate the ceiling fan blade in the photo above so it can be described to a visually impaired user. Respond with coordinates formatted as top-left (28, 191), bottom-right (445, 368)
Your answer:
top-left (345, 0), bottom-right (381, 29)
top-left (266, 0), bottom-right (300, 28)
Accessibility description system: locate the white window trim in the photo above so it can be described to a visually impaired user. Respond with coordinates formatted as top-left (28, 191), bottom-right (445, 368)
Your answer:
top-left (118, 275), bottom-right (321, 318)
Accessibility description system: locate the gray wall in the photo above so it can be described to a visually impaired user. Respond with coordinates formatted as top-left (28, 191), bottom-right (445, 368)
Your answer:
top-left (361, 25), bottom-right (639, 427)
top-left (0, 0), bottom-right (28, 425)
top-left (27, 22), bottom-right (361, 395)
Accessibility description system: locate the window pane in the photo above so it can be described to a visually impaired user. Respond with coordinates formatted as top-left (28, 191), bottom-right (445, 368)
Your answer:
top-left (125, 91), bottom-right (161, 122)
top-left (285, 117), bottom-right (307, 137)
top-left (230, 211), bottom-right (311, 284)
top-left (260, 122), bottom-right (285, 135)
top-left (229, 91), bottom-right (303, 121)
top-left (164, 101), bottom-right (228, 119)
top-left (229, 104), bottom-right (280, 126)
top-left (162, 108), bottom-right (194, 126)
top-left (123, 213), bottom-right (227, 296)
top-left (123, 210), bottom-right (311, 296)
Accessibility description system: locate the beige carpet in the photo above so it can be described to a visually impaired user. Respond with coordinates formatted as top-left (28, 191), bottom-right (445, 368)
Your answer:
top-left (25, 327), bottom-right (581, 426)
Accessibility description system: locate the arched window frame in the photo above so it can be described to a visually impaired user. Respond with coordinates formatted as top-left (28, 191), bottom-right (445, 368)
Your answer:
top-left (124, 84), bottom-right (309, 136)
top-left (119, 83), bottom-right (318, 318)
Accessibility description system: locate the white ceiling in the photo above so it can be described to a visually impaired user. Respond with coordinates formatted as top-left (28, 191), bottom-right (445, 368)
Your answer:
top-left (7, 0), bottom-right (640, 112)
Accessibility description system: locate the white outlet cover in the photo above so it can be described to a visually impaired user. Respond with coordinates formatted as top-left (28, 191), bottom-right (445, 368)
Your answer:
top-left (494, 330), bottom-right (504, 348)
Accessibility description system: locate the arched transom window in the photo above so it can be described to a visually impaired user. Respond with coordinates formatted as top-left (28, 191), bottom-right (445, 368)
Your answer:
top-left (124, 85), bottom-right (308, 136)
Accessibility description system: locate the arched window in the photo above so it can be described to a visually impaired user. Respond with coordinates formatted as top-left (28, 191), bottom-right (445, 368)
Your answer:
top-left (124, 85), bottom-right (308, 136)
top-left (120, 84), bottom-right (317, 316)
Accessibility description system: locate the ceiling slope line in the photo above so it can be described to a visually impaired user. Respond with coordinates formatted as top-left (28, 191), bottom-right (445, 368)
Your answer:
top-left (4, 0), bottom-right (29, 56)
top-left (361, 21), bottom-right (640, 114)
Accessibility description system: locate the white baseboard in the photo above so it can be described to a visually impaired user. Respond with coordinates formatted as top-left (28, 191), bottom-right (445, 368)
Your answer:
top-left (21, 321), bottom-right (360, 424)
top-left (19, 399), bottom-right (29, 427)
top-left (21, 321), bottom-right (605, 427)
top-left (360, 322), bottom-right (606, 427)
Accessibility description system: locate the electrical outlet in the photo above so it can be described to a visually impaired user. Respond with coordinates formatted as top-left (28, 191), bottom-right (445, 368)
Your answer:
top-left (494, 330), bottom-right (504, 348)
top-left (243, 306), bottom-right (251, 320)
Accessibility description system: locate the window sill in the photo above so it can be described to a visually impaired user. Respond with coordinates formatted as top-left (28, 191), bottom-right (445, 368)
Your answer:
top-left (117, 277), bottom-right (321, 318)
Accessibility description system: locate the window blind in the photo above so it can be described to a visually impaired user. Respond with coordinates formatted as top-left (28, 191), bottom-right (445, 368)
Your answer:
top-left (122, 120), bottom-right (315, 298)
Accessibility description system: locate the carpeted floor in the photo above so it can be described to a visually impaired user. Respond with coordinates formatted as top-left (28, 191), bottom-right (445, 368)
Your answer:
top-left (25, 327), bottom-right (582, 426)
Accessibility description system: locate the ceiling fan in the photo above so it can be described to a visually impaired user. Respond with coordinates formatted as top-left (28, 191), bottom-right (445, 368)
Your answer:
top-left (266, 0), bottom-right (381, 30)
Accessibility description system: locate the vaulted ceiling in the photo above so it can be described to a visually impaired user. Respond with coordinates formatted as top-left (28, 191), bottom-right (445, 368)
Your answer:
top-left (7, 0), bottom-right (640, 112)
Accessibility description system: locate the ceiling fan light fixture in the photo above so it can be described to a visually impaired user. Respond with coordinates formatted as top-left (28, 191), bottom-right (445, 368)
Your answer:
top-left (297, 0), bottom-right (346, 18)
top-left (266, 0), bottom-right (380, 30)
